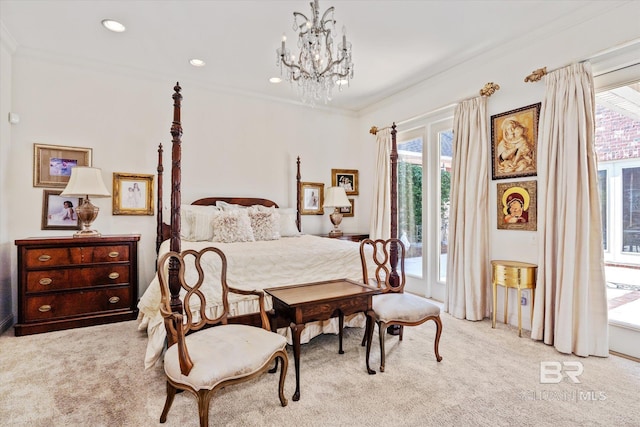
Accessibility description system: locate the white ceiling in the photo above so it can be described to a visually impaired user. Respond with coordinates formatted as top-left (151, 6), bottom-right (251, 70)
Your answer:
top-left (0, 0), bottom-right (627, 112)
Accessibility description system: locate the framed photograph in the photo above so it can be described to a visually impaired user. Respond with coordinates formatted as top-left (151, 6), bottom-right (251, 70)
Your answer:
top-left (331, 169), bottom-right (359, 196)
top-left (300, 182), bottom-right (324, 215)
top-left (497, 180), bottom-right (537, 231)
top-left (41, 190), bottom-right (82, 230)
top-left (112, 172), bottom-right (154, 215)
top-left (34, 143), bottom-right (92, 188)
top-left (339, 198), bottom-right (355, 217)
top-left (491, 103), bottom-right (540, 180)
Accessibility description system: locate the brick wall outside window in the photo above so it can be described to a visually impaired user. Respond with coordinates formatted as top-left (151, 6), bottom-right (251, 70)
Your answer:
top-left (595, 105), bottom-right (640, 162)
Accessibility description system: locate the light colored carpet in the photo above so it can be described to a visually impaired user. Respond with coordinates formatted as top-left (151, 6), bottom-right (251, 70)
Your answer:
top-left (1, 314), bottom-right (639, 427)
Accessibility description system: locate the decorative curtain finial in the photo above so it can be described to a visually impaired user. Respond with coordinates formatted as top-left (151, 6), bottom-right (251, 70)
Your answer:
top-left (479, 82), bottom-right (500, 97)
top-left (525, 67), bottom-right (547, 83)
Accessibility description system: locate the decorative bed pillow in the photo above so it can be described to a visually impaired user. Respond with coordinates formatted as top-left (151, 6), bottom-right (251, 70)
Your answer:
top-left (215, 201), bottom-right (244, 211)
top-left (277, 208), bottom-right (301, 237)
top-left (211, 210), bottom-right (255, 243)
top-left (180, 205), bottom-right (220, 241)
top-left (248, 206), bottom-right (280, 241)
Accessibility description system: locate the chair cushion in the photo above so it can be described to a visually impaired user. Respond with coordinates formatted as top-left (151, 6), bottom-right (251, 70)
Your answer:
top-left (164, 324), bottom-right (287, 391)
top-left (372, 293), bottom-right (440, 323)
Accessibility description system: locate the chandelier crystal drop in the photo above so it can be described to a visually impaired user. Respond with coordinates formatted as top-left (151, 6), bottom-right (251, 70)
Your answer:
top-left (275, 0), bottom-right (354, 105)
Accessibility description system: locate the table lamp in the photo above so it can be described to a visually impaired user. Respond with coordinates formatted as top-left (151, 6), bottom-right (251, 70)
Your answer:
top-left (60, 167), bottom-right (111, 237)
top-left (323, 186), bottom-right (351, 237)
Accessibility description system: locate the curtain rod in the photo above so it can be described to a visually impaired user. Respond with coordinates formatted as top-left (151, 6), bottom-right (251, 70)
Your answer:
top-left (369, 81), bottom-right (500, 135)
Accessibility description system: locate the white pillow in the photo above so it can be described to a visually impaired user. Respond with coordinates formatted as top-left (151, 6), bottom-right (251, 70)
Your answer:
top-left (277, 208), bottom-right (301, 237)
top-left (211, 210), bottom-right (255, 243)
top-left (180, 205), bottom-right (220, 241)
top-left (248, 206), bottom-right (280, 241)
top-left (215, 201), bottom-right (243, 211)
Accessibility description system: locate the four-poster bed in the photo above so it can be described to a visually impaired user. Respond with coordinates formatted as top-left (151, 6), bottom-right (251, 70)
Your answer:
top-left (137, 83), bottom-right (401, 368)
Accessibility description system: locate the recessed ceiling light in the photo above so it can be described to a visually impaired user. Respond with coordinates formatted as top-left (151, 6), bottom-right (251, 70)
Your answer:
top-left (336, 79), bottom-right (349, 86)
top-left (270, 77), bottom-right (282, 83)
top-left (101, 19), bottom-right (126, 33)
top-left (189, 59), bottom-right (206, 67)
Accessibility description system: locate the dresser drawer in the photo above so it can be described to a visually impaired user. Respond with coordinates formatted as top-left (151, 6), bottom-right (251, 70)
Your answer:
top-left (24, 245), bottom-right (130, 269)
top-left (25, 264), bottom-right (130, 293)
top-left (23, 287), bottom-right (132, 322)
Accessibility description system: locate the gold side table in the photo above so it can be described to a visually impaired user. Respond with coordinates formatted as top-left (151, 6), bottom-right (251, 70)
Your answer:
top-left (491, 260), bottom-right (537, 337)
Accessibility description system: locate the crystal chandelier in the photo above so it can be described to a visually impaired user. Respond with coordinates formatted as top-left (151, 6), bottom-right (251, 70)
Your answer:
top-left (276, 0), bottom-right (354, 105)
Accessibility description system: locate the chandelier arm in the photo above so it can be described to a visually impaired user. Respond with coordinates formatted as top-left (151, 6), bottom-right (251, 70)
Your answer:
top-left (320, 7), bottom-right (335, 27)
top-left (281, 55), bottom-right (312, 80)
top-left (293, 12), bottom-right (311, 34)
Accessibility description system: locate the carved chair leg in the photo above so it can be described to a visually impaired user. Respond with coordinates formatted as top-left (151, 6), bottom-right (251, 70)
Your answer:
top-left (277, 353), bottom-right (289, 407)
top-left (361, 329), bottom-right (367, 347)
top-left (197, 389), bottom-right (212, 427)
top-left (160, 381), bottom-right (176, 423)
top-left (432, 316), bottom-right (443, 362)
top-left (378, 321), bottom-right (386, 373)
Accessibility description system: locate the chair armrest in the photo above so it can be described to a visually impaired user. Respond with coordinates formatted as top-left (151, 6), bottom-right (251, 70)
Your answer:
top-left (228, 287), bottom-right (271, 331)
top-left (160, 307), bottom-right (194, 375)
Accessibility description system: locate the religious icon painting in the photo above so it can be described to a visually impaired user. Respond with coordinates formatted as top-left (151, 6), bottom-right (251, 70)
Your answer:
top-left (497, 180), bottom-right (537, 231)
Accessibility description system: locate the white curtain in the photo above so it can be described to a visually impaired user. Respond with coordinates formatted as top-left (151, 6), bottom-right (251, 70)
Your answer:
top-left (445, 97), bottom-right (490, 320)
top-left (369, 128), bottom-right (392, 240)
top-left (532, 62), bottom-right (608, 357)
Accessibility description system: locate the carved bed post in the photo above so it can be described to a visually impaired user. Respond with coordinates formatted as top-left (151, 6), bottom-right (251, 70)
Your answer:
top-left (169, 83), bottom-right (183, 315)
top-left (389, 123), bottom-right (400, 289)
top-left (296, 156), bottom-right (302, 232)
top-left (156, 143), bottom-right (164, 255)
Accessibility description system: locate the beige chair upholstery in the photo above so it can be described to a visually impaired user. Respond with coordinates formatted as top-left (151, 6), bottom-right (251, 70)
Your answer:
top-left (360, 238), bottom-right (443, 372)
top-left (157, 247), bottom-right (288, 427)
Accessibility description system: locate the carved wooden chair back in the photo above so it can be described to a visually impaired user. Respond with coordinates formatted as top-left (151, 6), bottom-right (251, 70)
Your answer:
top-left (156, 247), bottom-right (288, 426)
top-left (360, 238), bottom-right (406, 294)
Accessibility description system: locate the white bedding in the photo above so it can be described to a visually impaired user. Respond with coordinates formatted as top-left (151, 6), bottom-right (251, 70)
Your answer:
top-left (137, 234), bottom-right (371, 369)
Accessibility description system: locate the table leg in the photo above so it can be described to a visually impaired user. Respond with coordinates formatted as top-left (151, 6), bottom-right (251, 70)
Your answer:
top-left (492, 282), bottom-right (497, 329)
top-left (291, 322), bottom-right (305, 401)
top-left (365, 310), bottom-right (376, 375)
top-left (504, 287), bottom-right (508, 325)
top-left (517, 288), bottom-right (522, 337)
top-left (338, 311), bottom-right (344, 355)
top-left (530, 289), bottom-right (535, 330)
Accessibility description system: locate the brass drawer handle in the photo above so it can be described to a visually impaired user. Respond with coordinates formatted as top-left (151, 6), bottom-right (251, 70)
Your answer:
top-left (108, 272), bottom-right (120, 280)
top-left (109, 296), bottom-right (120, 304)
top-left (38, 305), bottom-right (52, 312)
top-left (108, 251), bottom-right (119, 258)
top-left (39, 278), bottom-right (52, 286)
top-left (38, 255), bottom-right (52, 262)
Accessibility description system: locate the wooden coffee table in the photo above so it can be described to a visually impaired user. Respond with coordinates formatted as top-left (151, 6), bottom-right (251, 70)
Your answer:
top-left (265, 278), bottom-right (379, 401)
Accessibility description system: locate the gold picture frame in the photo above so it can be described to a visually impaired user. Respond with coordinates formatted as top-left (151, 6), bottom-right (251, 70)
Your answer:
top-left (33, 143), bottom-right (92, 188)
top-left (497, 180), bottom-right (537, 231)
top-left (331, 169), bottom-right (359, 195)
top-left (339, 198), bottom-right (354, 217)
top-left (112, 172), bottom-right (154, 215)
top-left (491, 103), bottom-right (540, 180)
top-left (300, 182), bottom-right (324, 215)
top-left (41, 189), bottom-right (82, 231)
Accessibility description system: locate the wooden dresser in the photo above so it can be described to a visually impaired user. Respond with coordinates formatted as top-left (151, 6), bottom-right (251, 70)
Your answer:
top-left (14, 234), bottom-right (140, 336)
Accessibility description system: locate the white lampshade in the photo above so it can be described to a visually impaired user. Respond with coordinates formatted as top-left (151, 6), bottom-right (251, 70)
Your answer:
top-left (323, 186), bottom-right (350, 208)
top-left (61, 167), bottom-right (110, 197)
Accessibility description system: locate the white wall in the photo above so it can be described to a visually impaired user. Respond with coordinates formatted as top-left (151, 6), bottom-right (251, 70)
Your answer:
top-left (5, 55), bottom-right (369, 322)
top-left (0, 25), bottom-right (16, 332)
top-left (358, 2), bottom-right (640, 326)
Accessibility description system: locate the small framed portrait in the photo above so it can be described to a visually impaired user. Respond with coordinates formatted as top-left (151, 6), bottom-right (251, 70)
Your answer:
top-left (300, 182), bottom-right (324, 215)
top-left (497, 180), bottom-right (537, 231)
top-left (339, 198), bottom-right (355, 217)
top-left (491, 103), bottom-right (540, 180)
top-left (33, 143), bottom-right (92, 188)
top-left (112, 172), bottom-right (154, 215)
top-left (41, 189), bottom-right (82, 230)
top-left (331, 169), bottom-right (359, 196)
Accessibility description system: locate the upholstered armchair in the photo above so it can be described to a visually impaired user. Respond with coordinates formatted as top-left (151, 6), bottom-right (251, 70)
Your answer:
top-left (157, 247), bottom-right (288, 426)
top-left (360, 238), bottom-right (443, 372)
